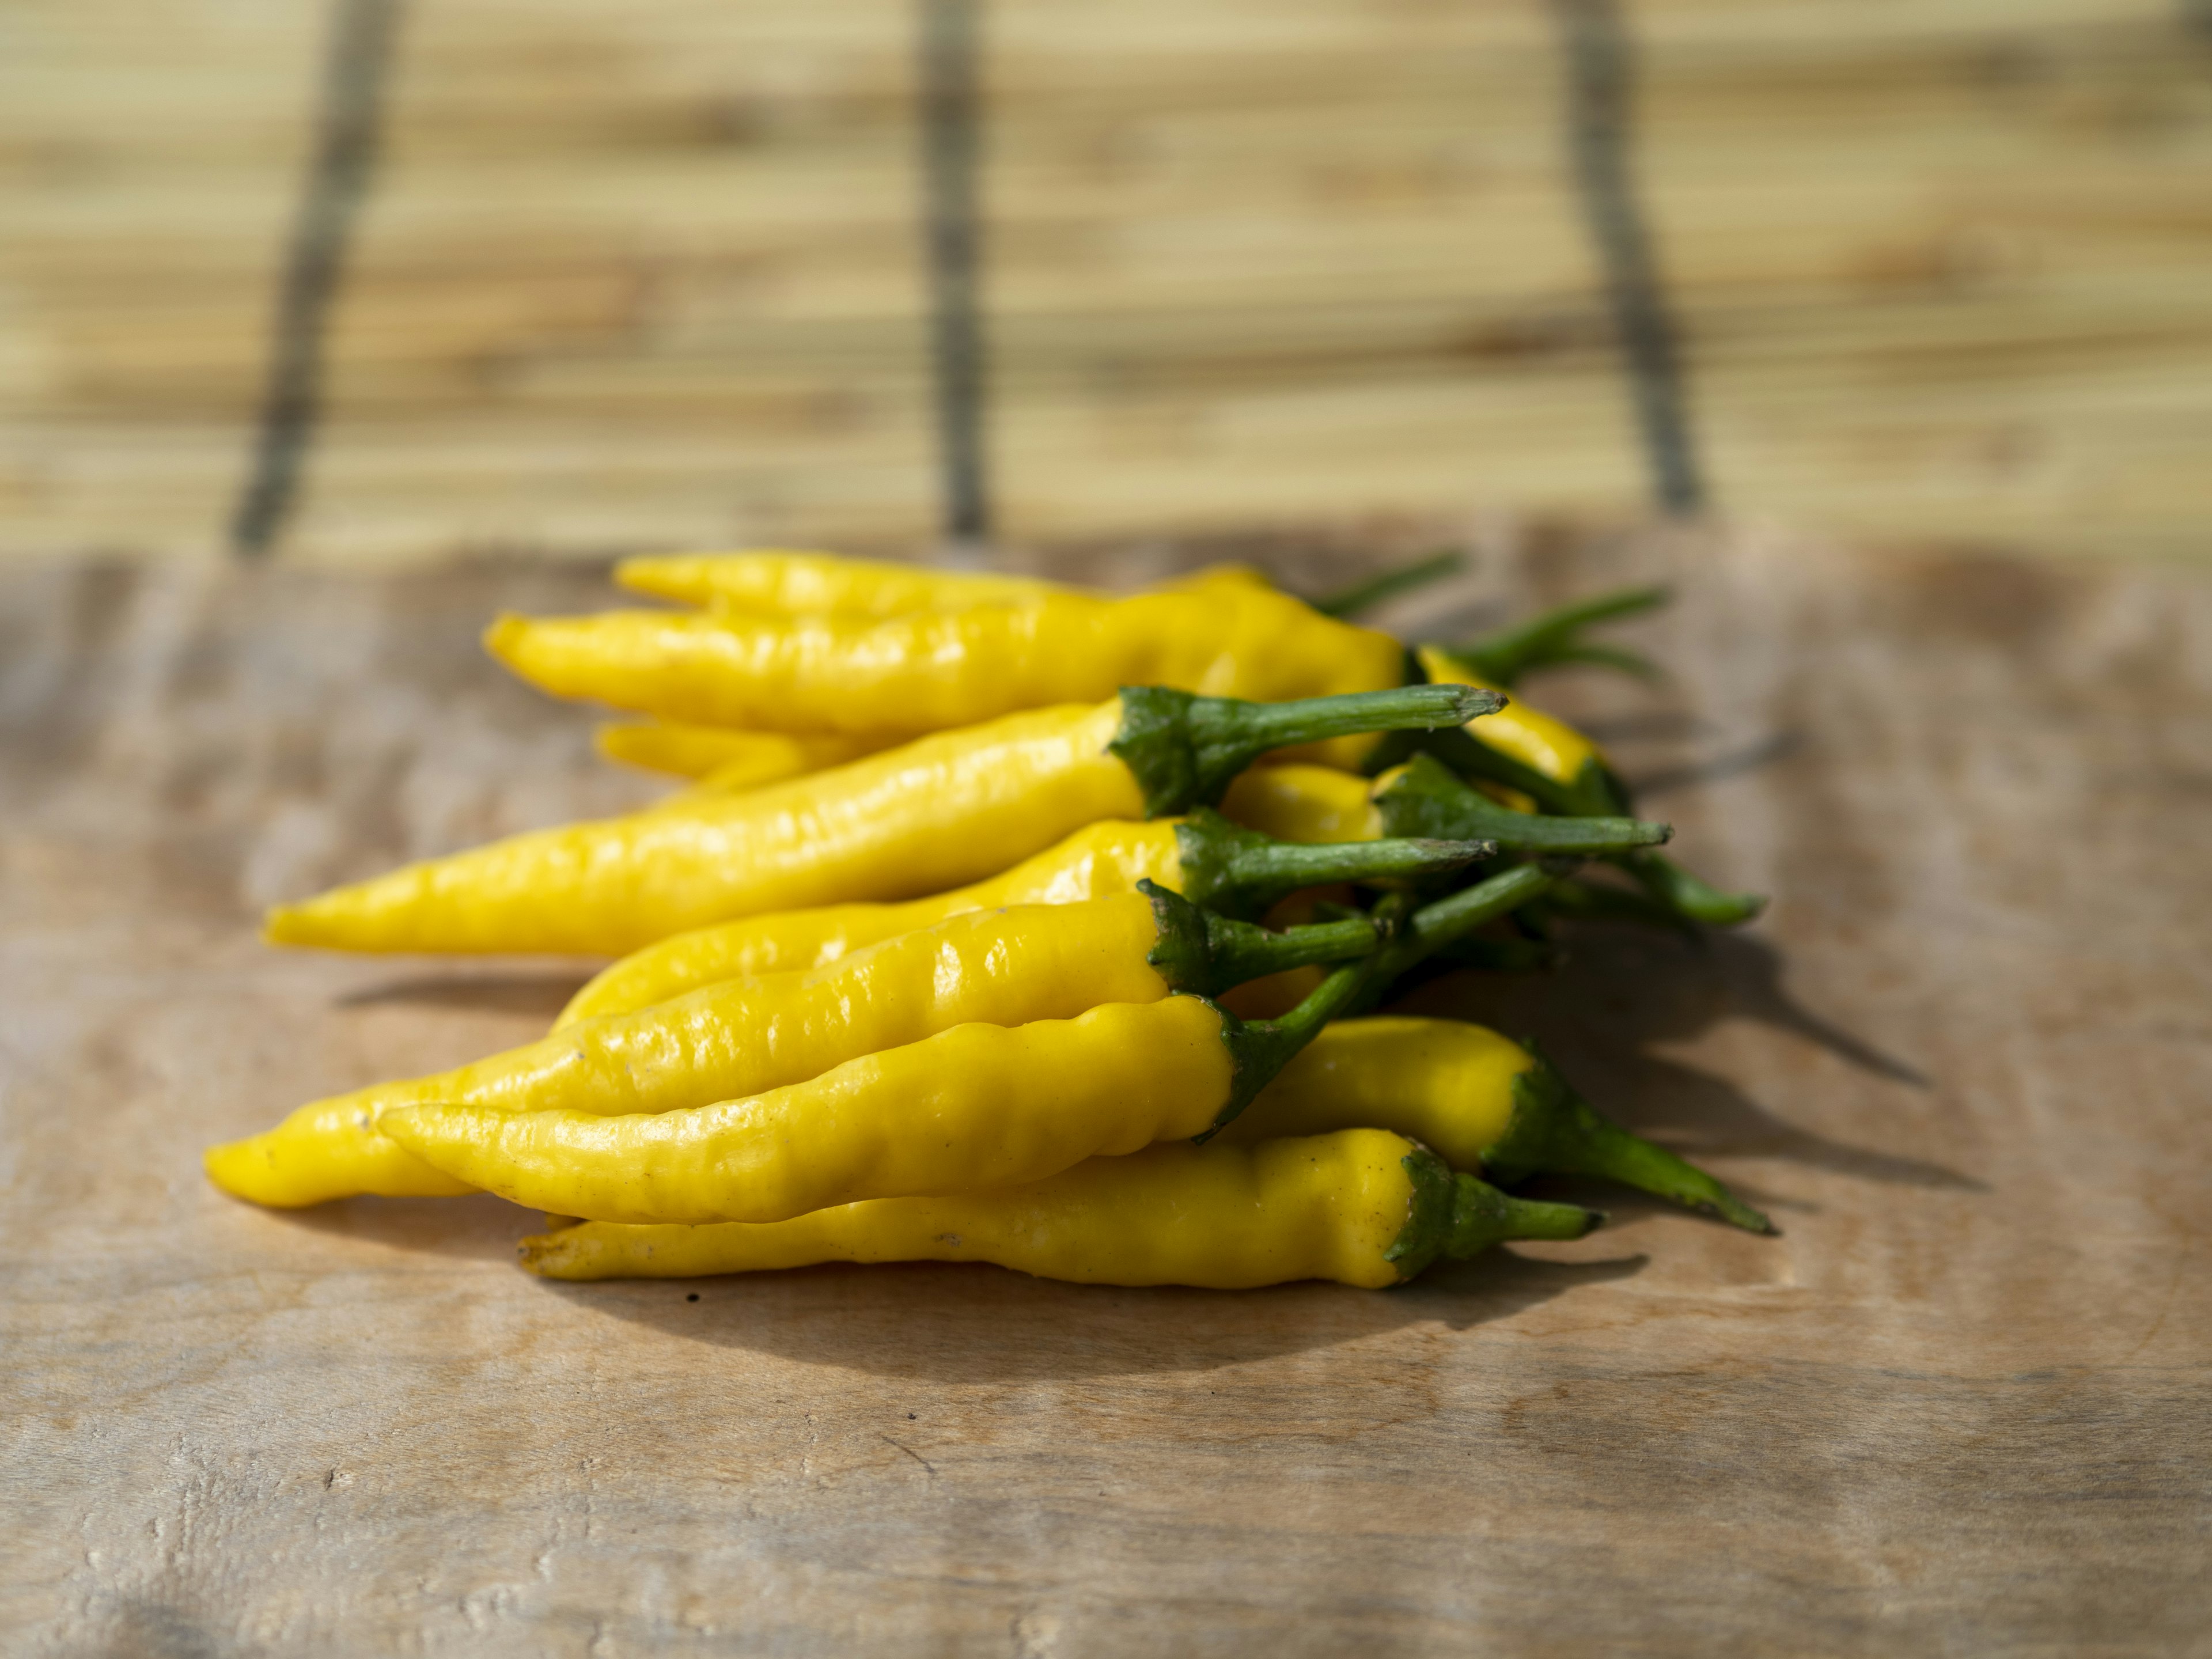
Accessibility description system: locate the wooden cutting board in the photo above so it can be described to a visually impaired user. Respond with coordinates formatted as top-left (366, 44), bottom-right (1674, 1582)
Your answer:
top-left (3, 525), bottom-right (2207, 1656)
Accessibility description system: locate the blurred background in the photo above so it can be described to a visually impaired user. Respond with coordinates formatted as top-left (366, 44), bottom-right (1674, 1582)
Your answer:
top-left (3, 0), bottom-right (2209, 569)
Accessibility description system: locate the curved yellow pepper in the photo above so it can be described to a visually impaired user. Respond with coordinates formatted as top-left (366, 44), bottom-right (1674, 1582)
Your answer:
top-left (217, 896), bottom-right (1166, 1207)
top-left (211, 889), bottom-right (1397, 1209)
top-left (596, 721), bottom-right (895, 784)
top-left (264, 684), bottom-right (1490, 957)
top-left (485, 584), bottom-right (1402, 739)
top-left (553, 763), bottom-right (1382, 1028)
top-left (515, 1130), bottom-right (1601, 1287)
top-left (382, 997), bottom-right (1241, 1225)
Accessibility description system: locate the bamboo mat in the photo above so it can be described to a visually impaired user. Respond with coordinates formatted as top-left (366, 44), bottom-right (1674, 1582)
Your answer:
top-left (3, 524), bottom-right (2209, 1653)
top-left (2, 1), bottom-right (2209, 565)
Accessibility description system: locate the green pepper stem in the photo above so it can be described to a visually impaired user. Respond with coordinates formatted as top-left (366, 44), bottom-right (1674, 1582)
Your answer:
top-left (1450, 585), bottom-right (1671, 688)
top-left (1142, 880), bottom-right (1378, 998)
top-left (1172, 804), bottom-right (1492, 919)
top-left (1482, 1050), bottom-right (1774, 1233)
top-left (1111, 683), bottom-right (1505, 817)
top-left (1308, 548), bottom-right (1465, 619)
top-left (1384, 861), bottom-right (1567, 978)
top-left (1449, 1175), bottom-right (1606, 1253)
top-left (1376, 753), bottom-right (1671, 855)
top-left (1617, 849), bottom-right (1767, 927)
top-left (1384, 1145), bottom-right (1604, 1280)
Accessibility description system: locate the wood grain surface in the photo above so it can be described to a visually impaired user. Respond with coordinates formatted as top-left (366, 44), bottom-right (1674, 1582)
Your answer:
top-left (2, 525), bottom-right (2208, 1656)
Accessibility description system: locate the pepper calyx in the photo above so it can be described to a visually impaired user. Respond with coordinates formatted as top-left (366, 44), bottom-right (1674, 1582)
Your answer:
top-left (1141, 880), bottom-right (1378, 998)
top-left (1385, 1146), bottom-right (1604, 1283)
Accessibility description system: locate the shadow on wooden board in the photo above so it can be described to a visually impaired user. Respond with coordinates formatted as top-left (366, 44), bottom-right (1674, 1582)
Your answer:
top-left (539, 1251), bottom-right (1657, 1384)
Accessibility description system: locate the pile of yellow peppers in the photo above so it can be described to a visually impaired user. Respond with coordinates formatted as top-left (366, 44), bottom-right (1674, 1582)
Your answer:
top-left (211, 550), bottom-right (1775, 1293)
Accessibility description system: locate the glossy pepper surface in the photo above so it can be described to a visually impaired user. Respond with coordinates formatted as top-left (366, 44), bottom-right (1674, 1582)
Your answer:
top-left (263, 683), bottom-right (1495, 956)
top-left (1225, 1016), bottom-right (1772, 1231)
top-left (208, 885), bottom-right (1419, 1209)
top-left (516, 1131), bottom-right (1601, 1287)
top-left (553, 797), bottom-right (1482, 1029)
top-left (486, 579), bottom-right (1404, 741)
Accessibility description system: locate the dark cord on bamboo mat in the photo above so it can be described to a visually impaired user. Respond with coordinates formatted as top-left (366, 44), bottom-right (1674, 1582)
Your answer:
top-left (229, 0), bottom-right (404, 560)
top-left (916, 0), bottom-right (993, 552)
top-left (1551, 0), bottom-right (1706, 516)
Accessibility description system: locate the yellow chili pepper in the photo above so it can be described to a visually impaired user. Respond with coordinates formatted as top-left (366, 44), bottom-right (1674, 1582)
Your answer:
top-left (382, 998), bottom-right (1246, 1224)
top-left (210, 878), bottom-right (1470, 1210)
top-left (596, 721), bottom-right (894, 783)
top-left (1225, 1016), bottom-right (1772, 1232)
top-left (618, 549), bottom-right (1056, 618)
top-left (615, 548), bottom-right (1272, 619)
top-left (263, 684), bottom-right (1494, 956)
top-left (515, 1131), bottom-right (1601, 1288)
top-left (367, 864), bottom-right (1568, 1225)
top-left (554, 800), bottom-right (1484, 1029)
top-left (485, 583), bottom-right (1404, 740)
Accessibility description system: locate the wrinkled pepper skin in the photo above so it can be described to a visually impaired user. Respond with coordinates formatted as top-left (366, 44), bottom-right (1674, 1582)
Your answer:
top-left (266, 702), bottom-right (1143, 955)
top-left (521, 1131), bottom-right (1433, 1287)
top-left (553, 820), bottom-right (1188, 1028)
top-left (597, 721), bottom-right (895, 783)
top-left (516, 1130), bottom-right (1602, 1287)
top-left (382, 998), bottom-right (1241, 1225)
top-left (375, 873), bottom-right (1571, 1227)
top-left (484, 582), bottom-right (1403, 740)
top-left (214, 895), bottom-right (1215, 1208)
top-left (210, 889), bottom-right (1392, 1209)
top-left (554, 763), bottom-right (1382, 1028)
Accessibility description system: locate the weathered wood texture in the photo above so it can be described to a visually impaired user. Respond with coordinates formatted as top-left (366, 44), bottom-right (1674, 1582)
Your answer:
top-left (3, 527), bottom-right (2210, 1656)
top-left (3, 2), bottom-right (2210, 563)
